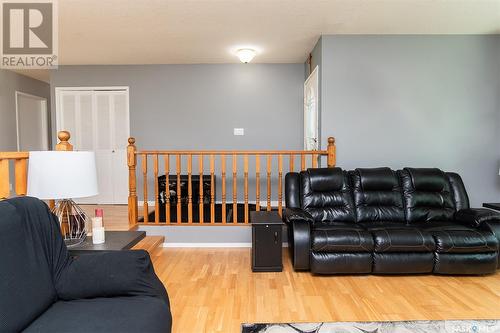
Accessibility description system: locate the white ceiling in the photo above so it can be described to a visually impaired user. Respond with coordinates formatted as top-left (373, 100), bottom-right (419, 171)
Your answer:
top-left (14, 0), bottom-right (500, 82)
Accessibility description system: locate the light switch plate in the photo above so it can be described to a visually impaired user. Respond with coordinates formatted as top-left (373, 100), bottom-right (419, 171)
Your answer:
top-left (234, 128), bottom-right (244, 136)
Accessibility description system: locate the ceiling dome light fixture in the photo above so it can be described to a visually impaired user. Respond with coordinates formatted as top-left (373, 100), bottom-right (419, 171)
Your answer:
top-left (237, 48), bottom-right (256, 63)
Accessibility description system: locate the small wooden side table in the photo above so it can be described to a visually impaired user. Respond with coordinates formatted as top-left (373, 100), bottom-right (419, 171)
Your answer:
top-left (68, 231), bottom-right (146, 256)
top-left (250, 211), bottom-right (283, 272)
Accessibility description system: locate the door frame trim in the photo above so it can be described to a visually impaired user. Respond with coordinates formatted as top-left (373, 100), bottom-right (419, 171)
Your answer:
top-left (15, 91), bottom-right (49, 151)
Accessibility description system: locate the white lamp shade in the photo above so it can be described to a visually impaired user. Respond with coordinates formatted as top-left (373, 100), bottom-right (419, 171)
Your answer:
top-left (27, 151), bottom-right (99, 200)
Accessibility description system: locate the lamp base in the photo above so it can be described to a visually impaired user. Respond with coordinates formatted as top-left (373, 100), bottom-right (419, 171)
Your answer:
top-left (51, 199), bottom-right (88, 248)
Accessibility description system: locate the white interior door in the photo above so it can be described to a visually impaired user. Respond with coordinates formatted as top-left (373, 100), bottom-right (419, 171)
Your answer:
top-left (56, 88), bottom-right (130, 204)
top-left (16, 92), bottom-right (49, 151)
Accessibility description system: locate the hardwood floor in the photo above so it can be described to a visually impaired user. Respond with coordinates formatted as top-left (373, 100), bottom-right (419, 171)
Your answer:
top-left (79, 204), bottom-right (148, 231)
top-left (80, 204), bottom-right (129, 230)
top-left (72, 204), bottom-right (500, 332)
top-left (151, 248), bottom-right (500, 333)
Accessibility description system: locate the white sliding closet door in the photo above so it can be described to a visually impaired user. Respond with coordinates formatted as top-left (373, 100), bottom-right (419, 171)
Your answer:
top-left (56, 88), bottom-right (130, 204)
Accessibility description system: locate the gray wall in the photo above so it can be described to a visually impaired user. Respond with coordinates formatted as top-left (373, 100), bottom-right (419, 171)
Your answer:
top-left (50, 64), bottom-right (304, 244)
top-left (314, 35), bottom-right (500, 207)
top-left (50, 64), bottom-right (304, 150)
top-left (48, 37), bottom-right (500, 244)
top-left (138, 224), bottom-right (289, 245)
top-left (0, 70), bottom-right (50, 151)
top-left (50, 64), bottom-right (305, 202)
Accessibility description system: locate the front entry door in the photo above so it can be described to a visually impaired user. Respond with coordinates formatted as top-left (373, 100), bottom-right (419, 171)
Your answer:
top-left (304, 66), bottom-right (319, 151)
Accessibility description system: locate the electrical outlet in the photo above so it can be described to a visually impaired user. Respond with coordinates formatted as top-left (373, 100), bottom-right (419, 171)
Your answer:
top-left (233, 128), bottom-right (244, 136)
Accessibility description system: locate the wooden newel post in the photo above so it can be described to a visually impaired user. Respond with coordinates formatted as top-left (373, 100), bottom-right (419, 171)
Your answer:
top-left (327, 137), bottom-right (336, 167)
top-left (49, 131), bottom-right (74, 209)
top-left (127, 137), bottom-right (138, 228)
top-left (55, 131), bottom-right (73, 151)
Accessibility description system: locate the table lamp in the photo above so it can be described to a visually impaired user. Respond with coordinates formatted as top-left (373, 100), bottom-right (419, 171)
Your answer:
top-left (27, 151), bottom-right (98, 247)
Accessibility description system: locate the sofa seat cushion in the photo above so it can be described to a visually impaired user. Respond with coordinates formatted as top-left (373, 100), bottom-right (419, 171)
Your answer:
top-left (23, 296), bottom-right (171, 333)
top-left (367, 227), bottom-right (435, 253)
top-left (373, 252), bottom-right (434, 274)
top-left (311, 252), bottom-right (372, 274)
top-left (431, 228), bottom-right (498, 254)
top-left (434, 253), bottom-right (498, 275)
top-left (421, 222), bottom-right (498, 253)
top-left (311, 222), bottom-right (374, 252)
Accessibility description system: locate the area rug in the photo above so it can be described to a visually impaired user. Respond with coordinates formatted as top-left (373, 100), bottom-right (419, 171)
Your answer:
top-left (241, 320), bottom-right (500, 333)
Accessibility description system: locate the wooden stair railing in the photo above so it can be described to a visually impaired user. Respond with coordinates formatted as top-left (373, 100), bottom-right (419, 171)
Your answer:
top-left (127, 137), bottom-right (336, 228)
top-left (0, 131), bottom-right (73, 203)
top-left (0, 152), bottom-right (29, 199)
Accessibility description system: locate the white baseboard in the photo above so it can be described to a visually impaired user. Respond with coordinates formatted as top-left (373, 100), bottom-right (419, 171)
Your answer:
top-left (162, 242), bottom-right (289, 248)
top-left (163, 242), bottom-right (251, 248)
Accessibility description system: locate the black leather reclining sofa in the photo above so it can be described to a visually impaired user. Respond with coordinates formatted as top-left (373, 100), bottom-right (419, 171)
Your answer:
top-left (284, 167), bottom-right (500, 275)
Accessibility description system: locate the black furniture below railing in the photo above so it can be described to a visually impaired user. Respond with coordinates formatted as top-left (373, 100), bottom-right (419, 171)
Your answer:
top-left (0, 197), bottom-right (172, 333)
top-left (284, 167), bottom-right (500, 275)
top-left (158, 174), bottom-right (214, 205)
top-left (251, 211), bottom-right (283, 272)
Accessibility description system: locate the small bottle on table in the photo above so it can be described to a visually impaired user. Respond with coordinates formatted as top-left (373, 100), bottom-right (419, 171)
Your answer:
top-left (92, 209), bottom-right (105, 244)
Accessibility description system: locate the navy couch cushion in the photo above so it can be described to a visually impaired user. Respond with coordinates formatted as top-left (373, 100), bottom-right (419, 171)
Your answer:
top-left (0, 198), bottom-right (60, 332)
top-left (23, 296), bottom-right (171, 333)
top-left (0, 197), bottom-right (172, 333)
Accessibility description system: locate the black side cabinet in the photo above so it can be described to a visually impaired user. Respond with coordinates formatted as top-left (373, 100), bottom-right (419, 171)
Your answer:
top-left (250, 211), bottom-right (283, 272)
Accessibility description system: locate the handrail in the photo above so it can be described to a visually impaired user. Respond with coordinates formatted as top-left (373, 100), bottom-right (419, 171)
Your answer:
top-left (127, 137), bottom-right (336, 227)
top-left (0, 131), bottom-right (73, 201)
top-left (136, 150), bottom-right (329, 155)
top-left (0, 153), bottom-right (29, 199)
top-left (0, 152), bottom-right (29, 159)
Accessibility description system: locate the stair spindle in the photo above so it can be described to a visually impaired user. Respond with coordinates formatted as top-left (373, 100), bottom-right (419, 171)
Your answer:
top-left (221, 155), bottom-right (226, 223)
top-left (255, 155), bottom-right (260, 211)
top-left (199, 155), bottom-right (204, 224)
top-left (164, 155), bottom-right (170, 224)
top-left (176, 154), bottom-right (181, 223)
top-left (188, 154), bottom-right (193, 223)
top-left (267, 155), bottom-right (271, 211)
top-left (210, 155), bottom-right (215, 223)
top-left (154, 154), bottom-right (159, 223)
top-left (142, 154), bottom-right (148, 223)
top-left (244, 155), bottom-right (249, 223)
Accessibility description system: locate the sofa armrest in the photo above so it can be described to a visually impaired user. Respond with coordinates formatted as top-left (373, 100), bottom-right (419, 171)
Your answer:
top-left (55, 250), bottom-right (169, 305)
top-left (283, 208), bottom-right (312, 270)
top-left (455, 208), bottom-right (500, 227)
top-left (283, 207), bottom-right (314, 224)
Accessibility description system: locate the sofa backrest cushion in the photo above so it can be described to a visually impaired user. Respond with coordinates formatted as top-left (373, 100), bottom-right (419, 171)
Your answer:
top-left (446, 172), bottom-right (470, 211)
top-left (300, 168), bottom-right (355, 223)
top-left (0, 197), bottom-right (62, 332)
top-left (350, 167), bottom-right (405, 222)
top-left (399, 168), bottom-right (455, 223)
